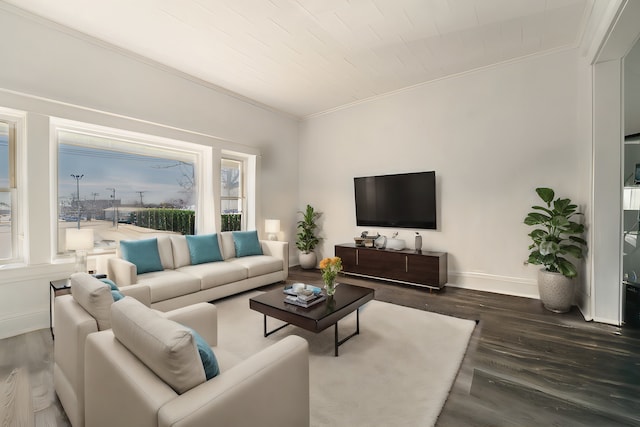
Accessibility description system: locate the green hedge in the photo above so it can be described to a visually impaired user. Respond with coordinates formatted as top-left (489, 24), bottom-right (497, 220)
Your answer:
top-left (221, 214), bottom-right (242, 232)
top-left (133, 209), bottom-right (195, 235)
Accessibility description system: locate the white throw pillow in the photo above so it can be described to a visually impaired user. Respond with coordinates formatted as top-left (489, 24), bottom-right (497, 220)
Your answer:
top-left (110, 297), bottom-right (206, 394)
top-left (70, 272), bottom-right (113, 330)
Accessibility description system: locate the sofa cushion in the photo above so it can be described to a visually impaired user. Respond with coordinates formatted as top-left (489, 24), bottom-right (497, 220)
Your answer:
top-left (232, 231), bottom-right (263, 257)
top-left (136, 270), bottom-right (202, 303)
top-left (228, 255), bottom-right (284, 278)
top-left (177, 262), bottom-right (248, 290)
top-left (157, 235), bottom-right (175, 270)
top-left (120, 238), bottom-right (164, 274)
top-left (170, 235), bottom-right (191, 269)
top-left (219, 232), bottom-right (236, 260)
top-left (186, 234), bottom-right (223, 265)
top-left (110, 297), bottom-right (206, 394)
top-left (70, 273), bottom-right (114, 330)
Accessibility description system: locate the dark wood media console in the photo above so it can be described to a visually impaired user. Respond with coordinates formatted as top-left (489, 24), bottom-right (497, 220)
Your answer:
top-left (335, 243), bottom-right (447, 290)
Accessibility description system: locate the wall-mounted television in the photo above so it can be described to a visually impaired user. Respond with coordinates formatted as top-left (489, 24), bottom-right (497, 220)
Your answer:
top-left (354, 171), bottom-right (437, 230)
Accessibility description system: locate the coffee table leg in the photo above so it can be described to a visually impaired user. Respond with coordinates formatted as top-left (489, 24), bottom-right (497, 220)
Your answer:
top-left (334, 308), bottom-right (361, 357)
top-left (263, 314), bottom-right (290, 337)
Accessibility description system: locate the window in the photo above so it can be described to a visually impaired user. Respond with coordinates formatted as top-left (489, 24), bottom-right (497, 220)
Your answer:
top-left (0, 119), bottom-right (17, 262)
top-left (0, 112), bottom-right (20, 263)
top-left (56, 125), bottom-right (197, 253)
top-left (220, 158), bottom-right (244, 231)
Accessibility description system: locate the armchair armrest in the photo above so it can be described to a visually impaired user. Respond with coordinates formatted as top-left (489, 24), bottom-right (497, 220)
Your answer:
top-left (119, 284), bottom-right (151, 307)
top-left (158, 335), bottom-right (309, 427)
top-left (162, 303), bottom-right (218, 346)
top-left (260, 240), bottom-right (289, 277)
top-left (108, 257), bottom-right (137, 286)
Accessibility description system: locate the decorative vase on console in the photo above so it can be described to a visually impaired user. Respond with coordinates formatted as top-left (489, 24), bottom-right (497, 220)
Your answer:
top-left (320, 256), bottom-right (343, 296)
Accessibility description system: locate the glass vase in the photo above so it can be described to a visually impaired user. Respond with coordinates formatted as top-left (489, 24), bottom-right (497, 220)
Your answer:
top-left (324, 279), bottom-right (337, 296)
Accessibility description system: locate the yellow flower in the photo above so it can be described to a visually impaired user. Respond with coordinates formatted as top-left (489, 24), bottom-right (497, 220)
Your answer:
top-left (319, 257), bottom-right (330, 269)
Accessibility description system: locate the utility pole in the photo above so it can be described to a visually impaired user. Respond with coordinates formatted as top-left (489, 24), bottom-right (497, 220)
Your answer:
top-left (106, 187), bottom-right (116, 228)
top-left (71, 174), bottom-right (84, 229)
top-left (91, 192), bottom-right (99, 221)
top-left (136, 191), bottom-right (146, 207)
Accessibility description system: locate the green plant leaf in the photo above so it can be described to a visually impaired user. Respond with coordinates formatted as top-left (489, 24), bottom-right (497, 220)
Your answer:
top-left (569, 236), bottom-right (587, 246)
top-left (559, 244), bottom-right (584, 258)
top-left (556, 258), bottom-right (577, 278)
top-left (531, 205), bottom-right (554, 216)
top-left (524, 212), bottom-right (550, 225)
top-left (536, 188), bottom-right (554, 204)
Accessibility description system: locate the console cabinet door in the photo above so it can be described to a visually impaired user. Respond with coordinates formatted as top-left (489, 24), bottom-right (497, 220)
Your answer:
top-left (357, 248), bottom-right (406, 280)
top-left (335, 245), bottom-right (357, 272)
top-left (404, 254), bottom-right (441, 286)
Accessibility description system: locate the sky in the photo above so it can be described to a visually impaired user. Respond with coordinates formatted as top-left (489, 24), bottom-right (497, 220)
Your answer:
top-left (58, 144), bottom-right (194, 207)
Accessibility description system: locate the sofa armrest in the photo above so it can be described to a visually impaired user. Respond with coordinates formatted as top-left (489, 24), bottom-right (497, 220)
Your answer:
top-left (108, 257), bottom-right (137, 286)
top-left (119, 284), bottom-right (152, 307)
top-left (260, 240), bottom-right (289, 277)
top-left (158, 335), bottom-right (309, 427)
top-left (162, 303), bottom-right (218, 346)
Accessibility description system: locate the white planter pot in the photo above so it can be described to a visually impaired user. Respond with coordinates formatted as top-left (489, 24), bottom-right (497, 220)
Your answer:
top-left (299, 252), bottom-right (317, 269)
top-left (538, 268), bottom-right (575, 313)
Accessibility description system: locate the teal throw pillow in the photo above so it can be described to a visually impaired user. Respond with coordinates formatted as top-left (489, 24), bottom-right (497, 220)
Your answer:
top-left (186, 234), bottom-right (223, 265)
top-left (100, 278), bottom-right (119, 291)
top-left (111, 290), bottom-right (125, 301)
top-left (232, 230), bottom-right (263, 257)
top-left (188, 328), bottom-right (220, 380)
top-left (120, 238), bottom-right (163, 275)
top-left (100, 278), bottom-right (124, 301)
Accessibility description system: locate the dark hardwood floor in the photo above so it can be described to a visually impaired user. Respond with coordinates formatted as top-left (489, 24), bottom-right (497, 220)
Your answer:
top-left (2, 267), bottom-right (639, 426)
top-left (286, 267), bottom-right (640, 427)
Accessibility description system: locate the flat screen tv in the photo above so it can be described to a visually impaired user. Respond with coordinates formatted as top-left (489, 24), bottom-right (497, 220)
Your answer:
top-left (354, 171), bottom-right (436, 230)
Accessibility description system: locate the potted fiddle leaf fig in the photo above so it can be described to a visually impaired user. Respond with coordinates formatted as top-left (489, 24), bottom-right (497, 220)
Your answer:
top-left (524, 187), bottom-right (587, 313)
top-left (296, 204), bottom-right (321, 269)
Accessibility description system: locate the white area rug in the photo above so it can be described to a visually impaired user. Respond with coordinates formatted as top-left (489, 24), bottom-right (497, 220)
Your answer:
top-left (215, 292), bottom-right (475, 427)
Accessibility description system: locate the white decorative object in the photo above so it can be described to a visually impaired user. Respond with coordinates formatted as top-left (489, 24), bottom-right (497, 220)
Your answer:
top-left (385, 238), bottom-right (405, 250)
top-left (265, 219), bottom-right (280, 240)
top-left (66, 228), bottom-right (94, 273)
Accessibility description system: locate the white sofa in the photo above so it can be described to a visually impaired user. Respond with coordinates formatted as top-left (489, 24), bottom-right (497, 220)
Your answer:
top-left (107, 232), bottom-right (288, 311)
top-left (84, 297), bottom-right (310, 427)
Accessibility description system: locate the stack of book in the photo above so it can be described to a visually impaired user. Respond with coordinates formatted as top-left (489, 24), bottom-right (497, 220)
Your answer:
top-left (283, 284), bottom-right (326, 308)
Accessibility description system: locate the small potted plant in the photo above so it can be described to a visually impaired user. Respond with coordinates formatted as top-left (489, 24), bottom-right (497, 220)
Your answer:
top-left (296, 204), bottom-right (320, 269)
top-left (524, 187), bottom-right (587, 312)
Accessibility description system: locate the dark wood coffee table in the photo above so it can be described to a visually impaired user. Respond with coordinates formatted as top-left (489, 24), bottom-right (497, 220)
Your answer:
top-left (249, 283), bottom-right (375, 356)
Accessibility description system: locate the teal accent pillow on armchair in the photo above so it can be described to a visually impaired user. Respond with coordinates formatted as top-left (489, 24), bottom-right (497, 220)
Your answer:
top-left (188, 328), bottom-right (220, 380)
top-left (186, 234), bottom-right (223, 265)
top-left (120, 238), bottom-right (163, 274)
top-left (232, 231), bottom-right (263, 257)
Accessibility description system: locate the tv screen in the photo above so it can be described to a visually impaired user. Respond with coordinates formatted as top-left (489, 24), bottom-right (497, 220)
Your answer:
top-left (354, 171), bottom-right (436, 230)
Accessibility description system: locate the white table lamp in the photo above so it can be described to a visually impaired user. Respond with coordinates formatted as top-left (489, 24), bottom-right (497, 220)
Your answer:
top-left (66, 228), bottom-right (94, 273)
top-left (265, 219), bottom-right (280, 241)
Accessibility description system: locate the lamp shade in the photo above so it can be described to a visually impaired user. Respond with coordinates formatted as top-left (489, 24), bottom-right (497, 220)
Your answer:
top-left (66, 228), bottom-right (94, 251)
top-left (265, 219), bottom-right (281, 234)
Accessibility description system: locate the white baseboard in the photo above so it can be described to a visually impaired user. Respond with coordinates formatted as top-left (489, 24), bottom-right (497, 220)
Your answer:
top-left (0, 309), bottom-right (48, 340)
top-left (447, 271), bottom-right (539, 300)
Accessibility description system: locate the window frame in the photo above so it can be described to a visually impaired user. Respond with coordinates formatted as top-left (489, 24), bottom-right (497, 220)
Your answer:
top-left (51, 118), bottom-right (210, 256)
top-left (220, 154), bottom-right (246, 231)
top-left (0, 107), bottom-right (25, 265)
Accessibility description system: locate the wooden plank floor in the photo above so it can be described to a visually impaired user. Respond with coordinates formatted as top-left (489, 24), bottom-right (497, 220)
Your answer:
top-left (288, 267), bottom-right (640, 427)
top-left (1, 266), bottom-right (639, 426)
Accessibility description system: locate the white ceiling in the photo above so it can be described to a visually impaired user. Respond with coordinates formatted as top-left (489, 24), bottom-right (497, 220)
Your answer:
top-left (6, 0), bottom-right (595, 118)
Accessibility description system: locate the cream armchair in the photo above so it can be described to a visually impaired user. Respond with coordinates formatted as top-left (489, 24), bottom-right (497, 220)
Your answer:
top-left (84, 297), bottom-right (310, 427)
top-left (54, 273), bottom-right (151, 427)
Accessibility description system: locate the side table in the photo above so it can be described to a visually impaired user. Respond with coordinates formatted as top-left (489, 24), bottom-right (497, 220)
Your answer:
top-left (50, 278), bottom-right (71, 339)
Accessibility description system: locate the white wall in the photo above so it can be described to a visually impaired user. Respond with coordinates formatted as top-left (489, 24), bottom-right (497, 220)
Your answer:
top-left (299, 49), bottom-right (589, 299)
top-left (0, 4), bottom-right (299, 339)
